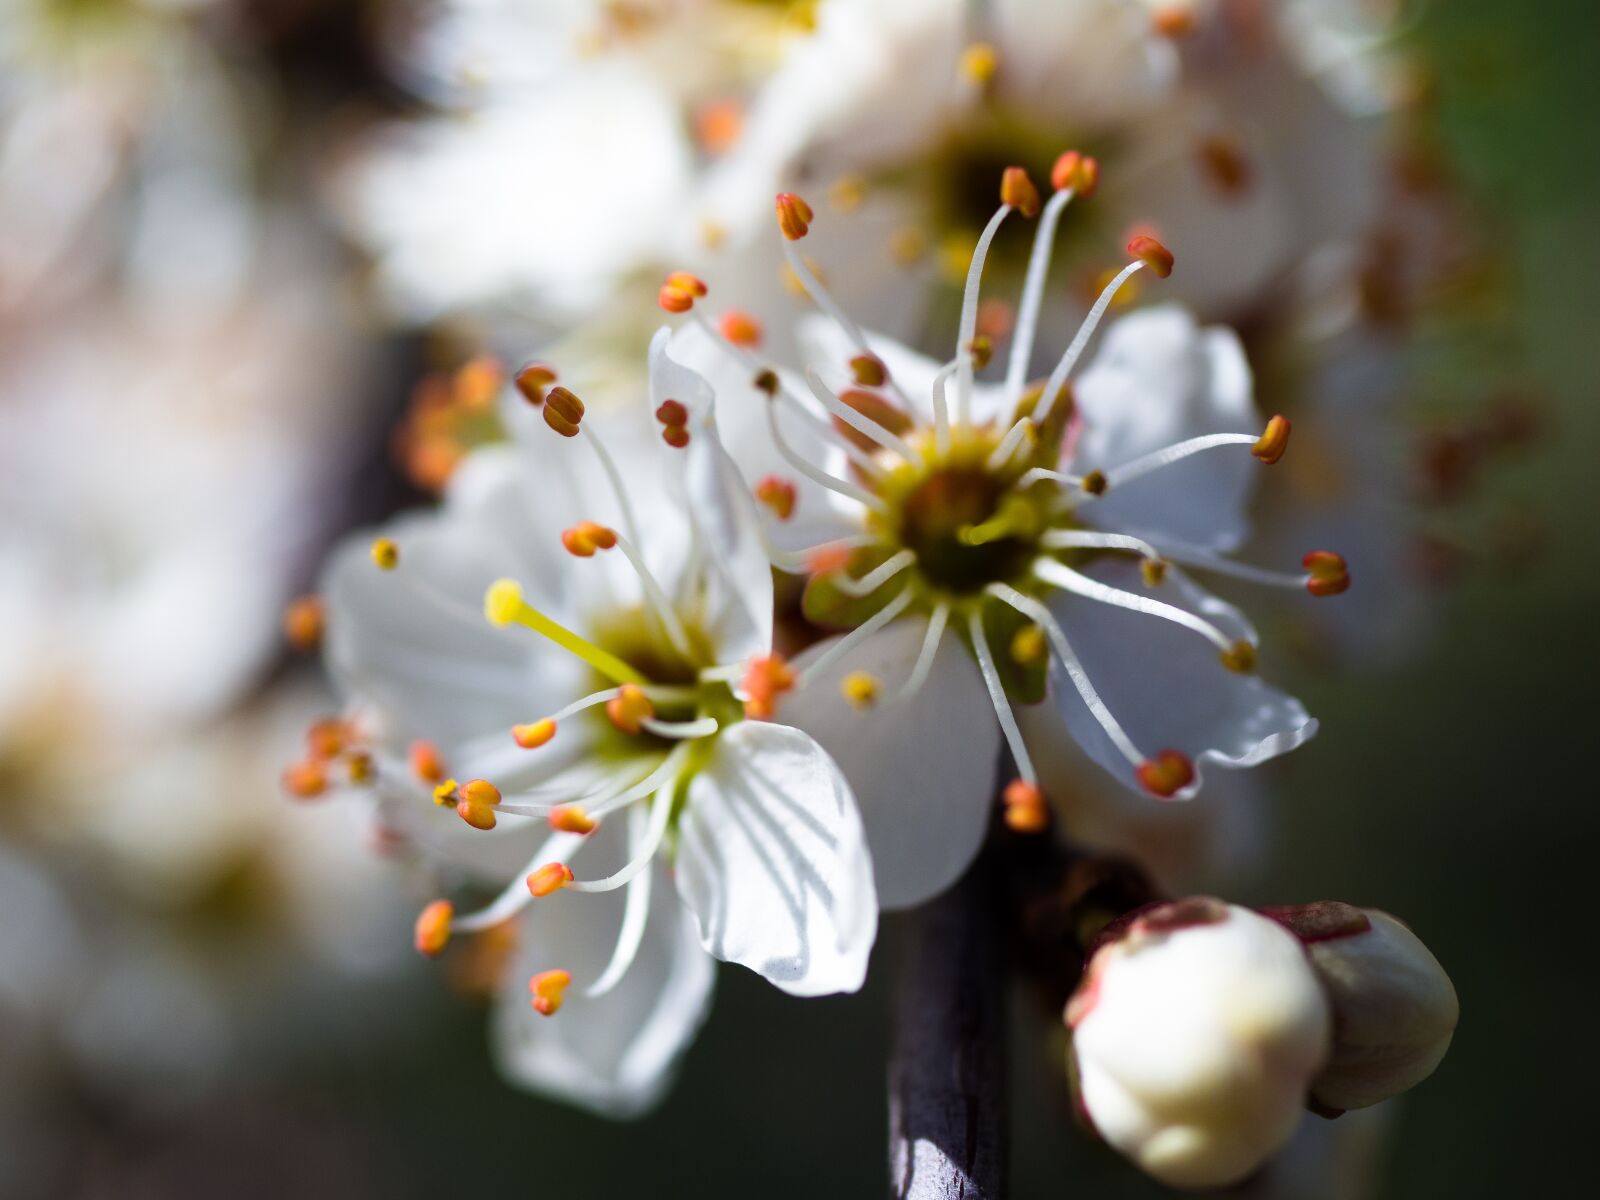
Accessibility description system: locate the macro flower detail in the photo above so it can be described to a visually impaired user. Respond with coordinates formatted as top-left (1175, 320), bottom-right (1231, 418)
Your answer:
top-left (312, 330), bottom-right (876, 1113)
top-left (659, 165), bottom-right (1337, 906)
top-left (1066, 899), bottom-right (1332, 1190)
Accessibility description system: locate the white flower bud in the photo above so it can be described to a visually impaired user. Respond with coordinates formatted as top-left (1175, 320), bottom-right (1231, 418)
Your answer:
top-left (1268, 903), bottom-right (1459, 1113)
top-left (1067, 898), bottom-right (1330, 1190)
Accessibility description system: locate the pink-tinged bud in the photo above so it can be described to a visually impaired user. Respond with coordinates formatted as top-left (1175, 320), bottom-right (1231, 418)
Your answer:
top-left (1127, 234), bottom-right (1174, 278)
top-left (1068, 900), bottom-right (1331, 1189)
top-left (1302, 551), bottom-right (1350, 596)
top-left (1000, 166), bottom-right (1041, 218)
top-left (1266, 904), bottom-right (1459, 1112)
top-left (775, 192), bottom-right (814, 240)
top-left (1050, 151), bottom-right (1099, 197)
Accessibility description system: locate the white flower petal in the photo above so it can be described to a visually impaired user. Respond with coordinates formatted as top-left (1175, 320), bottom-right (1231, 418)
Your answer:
top-left (1041, 559), bottom-right (1316, 800)
top-left (491, 837), bottom-right (714, 1119)
top-left (780, 618), bottom-right (998, 909)
top-left (675, 721), bottom-right (877, 996)
top-left (1073, 305), bottom-right (1260, 552)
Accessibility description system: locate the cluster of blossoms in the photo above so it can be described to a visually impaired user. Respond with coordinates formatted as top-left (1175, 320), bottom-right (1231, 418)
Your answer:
top-left (292, 156), bottom-right (1458, 1184)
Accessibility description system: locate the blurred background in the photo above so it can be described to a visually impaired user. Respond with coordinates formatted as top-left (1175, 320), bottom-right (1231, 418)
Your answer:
top-left (0, 0), bottom-right (1592, 1195)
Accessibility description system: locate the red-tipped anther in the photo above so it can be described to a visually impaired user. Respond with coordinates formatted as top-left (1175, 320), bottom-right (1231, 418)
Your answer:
top-left (719, 310), bottom-right (763, 348)
top-left (605, 684), bottom-right (655, 735)
top-left (1303, 551), bottom-right (1351, 597)
top-left (1000, 166), bottom-right (1041, 218)
top-left (1136, 749), bottom-right (1195, 799)
top-left (1127, 234), bottom-right (1174, 278)
top-left (775, 192), bottom-right (814, 240)
top-left (548, 805), bottom-right (597, 835)
top-left (1002, 779), bottom-right (1050, 834)
top-left (529, 969), bottom-right (572, 1016)
top-left (741, 653), bottom-right (795, 720)
top-left (561, 520), bottom-right (618, 557)
top-left (513, 719), bottom-right (557, 750)
top-left (409, 739), bottom-right (446, 783)
top-left (542, 385), bottom-right (585, 437)
top-left (755, 475), bottom-right (797, 521)
top-left (283, 594), bottom-right (324, 651)
top-left (515, 362), bottom-right (558, 406)
top-left (526, 863), bottom-right (574, 898)
top-left (1252, 415), bottom-right (1291, 464)
top-left (281, 759), bottom-right (328, 800)
top-left (306, 717), bottom-right (347, 761)
top-left (850, 354), bottom-right (887, 387)
top-left (655, 398), bottom-right (691, 448)
top-left (455, 778), bottom-right (502, 830)
top-left (414, 900), bottom-right (453, 957)
top-left (1051, 150), bottom-right (1100, 197)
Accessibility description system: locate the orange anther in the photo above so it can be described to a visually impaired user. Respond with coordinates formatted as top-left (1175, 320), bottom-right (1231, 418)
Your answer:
top-left (455, 778), bottom-right (502, 830)
top-left (1303, 551), bottom-right (1351, 597)
top-left (741, 653), bottom-right (795, 720)
top-left (515, 362), bottom-right (558, 406)
top-left (561, 521), bottom-right (617, 557)
top-left (409, 739), bottom-right (446, 783)
top-left (414, 900), bottom-right (453, 957)
top-left (755, 475), bottom-right (797, 521)
top-left (513, 719), bottom-right (557, 749)
top-left (719, 310), bottom-right (763, 348)
top-left (1002, 779), bottom-right (1049, 833)
top-left (370, 537), bottom-right (400, 570)
top-left (452, 356), bottom-right (503, 411)
top-left (346, 750), bottom-right (375, 784)
top-left (1219, 639), bottom-right (1257, 674)
top-left (1252, 415), bottom-right (1291, 464)
top-left (1151, 4), bottom-right (1196, 37)
top-left (526, 863), bottom-right (574, 898)
top-left (1051, 150), bottom-right (1100, 197)
top-left (1127, 234), bottom-right (1175, 278)
top-left (806, 544), bottom-right (853, 575)
top-left (282, 759), bottom-right (328, 800)
top-left (666, 271), bottom-right (707, 297)
top-left (1000, 166), bottom-right (1041, 218)
top-left (542, 386), bottom-right (585, 437)
top-left (693, 99), bottom-right (743, 155)
top-left (605, 683), bottom-right (655, 735)
top-left (549, 805), bottom-right (597, 835)
top-left (850, 354), bottom-right (887, 387)
top-left (306, 717), bottom-right (347, 761)
top-left (662, 426), bottom-right (691, 449)
top-left (529, 968), bottom-right (572, 1016)
top-left (658, 284), bottom-right (696, 313)
top-left (775, 192), bottom-right (814, 240)
top-left (282, 594), bottom-right (324, 651)
top-left (1136, 750), bottom-right (1195, 799)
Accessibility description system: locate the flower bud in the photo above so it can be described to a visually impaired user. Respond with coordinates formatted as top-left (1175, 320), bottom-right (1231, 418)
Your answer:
top-left (1068, 899), bottom-right (1330, 1189)
top-left (1267, 903), bottom-right (1459, 1112)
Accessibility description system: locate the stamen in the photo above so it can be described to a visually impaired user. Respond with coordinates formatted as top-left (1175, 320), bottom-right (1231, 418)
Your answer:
top-left (1253, 415), bottom-right (1291, 463)
top-left (281, 759), bottom-right (328, 800)
top-left (1303, 551), bottom-right (1351, 596)
top-left (755, 475), bottom-right (797, 520)
top-left (841, 672), bottom-right (879, 708)
top-left (894, 602), bottom-right (950, 703)
top-left (282, 594), bottom-right (324, 651)
top-left (987, 583), bottom-right (1145, 768)
top-left (832, 548), bottom-right (915, 597)
top-left (529, 969), bottom-right (572, 1016)
top-left (1219, 640), bottom-right (1256, 674)
top-left (985, 417), bottom-right (1036, 472)
top-left (768, 533), bottom-right (879, 575)
top-left (1127, 235), bottom-right (1175, 278)
top-left (1032, 257), bottom-right (1147, 428)
top-left (548, 805), bottom-right (598, 834)
top-left (929, 358), bottom-right (959, 454)
top-left (656, 399), bottom-right (690, 448)
top-left (763, 394), bottom-right (888, 512)
top-left (567, 775), bottom-right (676, 894)
top-left (450, 778), bottom-right (503, 830)
top-left (967, 609), bottom-right (1037, 786)
top-left (658, 271), bottom-right (707, 313)
top-left (1034, 558), bottom-right (1237, 655)
top-left (515, 362), bottom-right (557, 406)
top-left (959, 42), bottom-right (999, 86)
top-left (526, 862), bottom-right (574, 897)
top-left (955, 200), bottom-right (1014, 428)
top-left (1009, 623), bottom-right (1048, 667)
top-left (484, 579), bottom-right (647, 687)
top-left (606, 684), bottom-right (655, 735)
top-left (1018, 466), bottom-right (1087, 490)
top-left (804, 371), bottom-right (921, 465)
top-left (796, 588), bottom-right (915, 687)
top-left (561, 521), bottom-right (618, 557)
top-left (1050, 151), bottom-right (1099, 198)
top-left (850, 354), bottom-right (887, 387)
top-left (414, 900), bottom-right (453, 957)
top-left (409, 739), bottom-right (446, 782)
top-left (1040, 530), bottom-right (1161, 559)
top-left (640, 715), bottom-right (721, 739)
top-left (1159, 546), bottom-right (1346, 593)
top-left (542, 385), bottom-right (585, 437)
top-left (999, 167), bottom-right (1042, 219)
top-left (1099, 432), bottom-right (1274, 491)
top-left (719, 310), bottom-right (763, 348)
top-left (1002, 779), bottom-right (1050, 833)
top-left (370, 537), bottom-right (399, 570)
top-left (306, 717), bottom-right (347, 761)
top-left (741, 654), bottom-right (796, 719)
top-left (1135, 750), bottom-right (1195, 799)
top-left (584, 803), bottom-right (656, 998)
top-left (513, 718), bottom-right (558, 749)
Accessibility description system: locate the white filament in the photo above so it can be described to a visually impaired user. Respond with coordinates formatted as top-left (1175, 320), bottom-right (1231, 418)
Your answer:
top-left (764, 396), bottom-right (886, 513)
top-left (613, 532), bottom-right (693, 659)
top-left (580, 424), bottom-right (641, 547)
top-left (894, 602), bottom-right (950, 703)
top-left (1033, 259), bottom-right (1145, 427)
top-left (833, 549), bottom-right (916, 597)
top-left (582, 800), bottom-right (657, 998)
top-left (955, 204), bottom-right (1012, 428)
top-left (639, 715), bottom-right (721, 740)
top-left (569, 769), bottom-right (678, 893)
top-left (1034, 557), bottom-right (1235, 653)
top-left (1101, 433), bottom-right (1261, 490)
top-left (796, 587), bottom-right (916, 686)
top-left (452, 830), bottom-right (586, 934)
top-left (967, 608), bottom-right (1036, 785)
top-left (1005, 186), bottom-right (1077, 401)
top-left (804, 370), bottom-right (922, 466)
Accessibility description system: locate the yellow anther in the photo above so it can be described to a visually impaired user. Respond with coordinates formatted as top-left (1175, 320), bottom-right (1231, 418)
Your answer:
top-left (433, 778), bottom-right (460, 807)
top-left (347, 750), bottom-right (375, 784)
top-left (1219, 639), bottom-right (1257, 674)
top-left (959, 42), bottom-right (1000, 86)
top-left (529, 968), bottom-right (572, 1016)
top-left (850, 354), bottom-right (887, 387)
top-left (968, 334), bottom-right (995, 370)
top-left (283, 594), bottom-right (325, 651)
top-left (414, 900), bottom-right (453, 957)
top-left (513, 719), bottom-right (557, 749)
top-left (1140, 558), bottom-right (1169, 587)
top-left (482, 579), bottom-right (647, 687)
top-left (1000, 166), bottom-right (1041, 218)
top-left (526, 863), bottom-right (575, 898)
top-left (1010, 624), bottom-right (1048, 667)
top-left (606, 684), bottom-right (655, 735)
top-left (1252, 415), bottom-right (1291, 464)
top-left (889, 225), bottom-right (929, 267)
top-left (830, 175), bottom-right (867, 212)
top-left (1081, 470), bottom-right (1108, 496)
top-left (549, 805), bottom-right (597, 835)
top-left (841, 671), bottom-right (879, 709)
top-left (370, 537), bottom-right (399, 570)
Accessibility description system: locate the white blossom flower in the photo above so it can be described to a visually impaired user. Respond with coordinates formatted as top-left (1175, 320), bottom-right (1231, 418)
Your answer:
top-left (1067, 898), bottom-right (1332, 1190)
top-left (315, 330), bottom-right (875, 1114)
top-left (656, 177), bottom-right (1334, 907)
